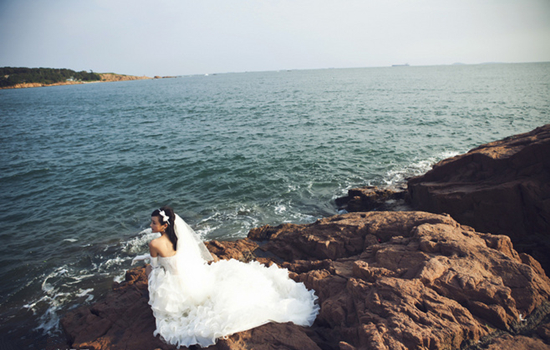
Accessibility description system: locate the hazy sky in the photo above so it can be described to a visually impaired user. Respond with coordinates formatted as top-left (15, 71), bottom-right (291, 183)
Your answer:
top-left (1, 0), bottom-right (549, 76)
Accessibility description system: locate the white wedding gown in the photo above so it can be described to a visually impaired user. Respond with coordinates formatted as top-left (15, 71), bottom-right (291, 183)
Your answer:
top-left (144, 215), bottom-right (319, 348)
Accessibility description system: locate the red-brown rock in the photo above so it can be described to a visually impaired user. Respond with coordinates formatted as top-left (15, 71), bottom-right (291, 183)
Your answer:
top-left (259, 212), bottom-right (550, 349)
top-left (483, 334), bottom-right (550, 350)
top-left (407, 124), bottom-right (550, 272)
top-left (61, 211), bottom-right (550, 349)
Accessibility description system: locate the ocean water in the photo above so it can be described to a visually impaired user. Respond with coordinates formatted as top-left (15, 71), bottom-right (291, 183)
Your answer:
top-left (0, 62), bottom-right (549, 347)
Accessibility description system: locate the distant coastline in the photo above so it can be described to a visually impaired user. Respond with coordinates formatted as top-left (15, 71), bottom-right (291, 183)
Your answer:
top-left (0, 73), bottom-right (155, 90)
top-left (0, 67), bottom-right (176, 90)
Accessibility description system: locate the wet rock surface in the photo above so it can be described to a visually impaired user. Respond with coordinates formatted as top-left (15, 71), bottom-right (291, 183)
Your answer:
top-left (335, 185), bottom-right (411, 213)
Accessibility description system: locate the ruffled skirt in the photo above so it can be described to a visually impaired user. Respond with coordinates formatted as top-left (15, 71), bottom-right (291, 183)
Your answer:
top-left (148, 259), bottom-right (319, 348)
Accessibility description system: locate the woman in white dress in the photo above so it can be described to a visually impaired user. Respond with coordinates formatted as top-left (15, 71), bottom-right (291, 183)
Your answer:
top-left (135, 206), bottom-right (319, 348)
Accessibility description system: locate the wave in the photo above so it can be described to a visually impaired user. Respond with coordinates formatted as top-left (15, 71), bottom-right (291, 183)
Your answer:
top-left (20, 230), bottom-right (157, 337)
top-left (382, 150), bottom-right (460, 187)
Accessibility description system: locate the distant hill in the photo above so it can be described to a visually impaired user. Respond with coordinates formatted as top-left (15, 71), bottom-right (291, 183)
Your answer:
top-left (0, 67), bottom-right (152, 89)
top-left (0, 67), bottom-right (101, 88)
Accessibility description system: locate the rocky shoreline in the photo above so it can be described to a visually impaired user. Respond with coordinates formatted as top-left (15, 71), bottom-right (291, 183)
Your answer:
top-left (59, 125), bottom-right (550, 350)
top-left (337, 124), bottom-right (550, 274)
top-left (0, 73), bottom-right (154, 89)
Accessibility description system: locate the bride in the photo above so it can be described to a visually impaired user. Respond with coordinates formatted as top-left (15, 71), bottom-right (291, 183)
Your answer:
top-left (133, 206), bottom-right (319, 348)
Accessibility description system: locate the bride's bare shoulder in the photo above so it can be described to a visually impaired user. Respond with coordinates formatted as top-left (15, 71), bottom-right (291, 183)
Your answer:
top-left (149, 236), bottom-right (175, 257)
top-left (149, 237), bottom-right (163, 256)
top-left (149, 236), bottom-right (160, 245)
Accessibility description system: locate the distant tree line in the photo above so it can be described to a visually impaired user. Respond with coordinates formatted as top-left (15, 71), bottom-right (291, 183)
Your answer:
top-left (0, 67), bottom-right (101, 87)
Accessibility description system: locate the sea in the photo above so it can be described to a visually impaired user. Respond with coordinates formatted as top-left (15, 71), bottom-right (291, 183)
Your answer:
top-left (0, 62), bottom-right (549, 348)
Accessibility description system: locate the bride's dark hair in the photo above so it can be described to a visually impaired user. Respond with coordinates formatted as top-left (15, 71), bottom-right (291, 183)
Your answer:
top-left (152, 206), bottom-right (177, 251)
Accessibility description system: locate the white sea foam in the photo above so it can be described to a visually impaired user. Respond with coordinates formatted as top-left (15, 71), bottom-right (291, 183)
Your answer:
top-left (274, 204), bottom-right (287, 214)
top-left (76, 288), bottom-right (94, 302)
top-left (195, 205), bottom-right (266, 238)
top-left (282, 211), bottom-right (318, 224)
top-left (25, 230), bottom-right (155, 336)
top-left (23, 295), bottom-right (49, 312)
top-left (195, 224), bottom-right (218, 237)
top-left (122, 228), bottom-right (158, 254)
top-left (113, 271), bottom-right (126, 283)
top-left (76, 288), bottom-right (93, 297)
top-left (383, 151), bottom-right (461, 186)
top-left (65, 273), bottom-right (96, 284)
top-left (41, 267), bottom-right (68, 293)
top-left (101, 256), bottom-right (126, 269)
top-left (28, 230), bottom-right (151, 335)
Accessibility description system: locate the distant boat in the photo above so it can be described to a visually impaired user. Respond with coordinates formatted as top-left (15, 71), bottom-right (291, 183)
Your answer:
top-left (392, 63), bottom-right (410, 67)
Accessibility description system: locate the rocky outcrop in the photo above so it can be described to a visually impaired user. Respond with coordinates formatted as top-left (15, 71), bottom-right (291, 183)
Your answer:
top-left (335, 186), bottom-right (410, 212)
top-left (61, 267), bottom-right (163, 350)
top-left (99, 73), bottom-right (151, 82)
top-left (0, 81), bottom-right (87, 89)
top-left (61, 212), bottom-right (550, 350)
top-left (0, 73), bottom-right (152, 89)
top-left (408, 124), bottom-right (550, 272)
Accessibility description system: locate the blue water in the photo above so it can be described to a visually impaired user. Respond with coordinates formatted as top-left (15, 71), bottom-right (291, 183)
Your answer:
top-left (0, 62), bottom-right (549, 347)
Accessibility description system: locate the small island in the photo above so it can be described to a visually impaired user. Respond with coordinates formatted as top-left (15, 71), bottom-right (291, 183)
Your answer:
top-left (0, 67), bottom-right (155, 89)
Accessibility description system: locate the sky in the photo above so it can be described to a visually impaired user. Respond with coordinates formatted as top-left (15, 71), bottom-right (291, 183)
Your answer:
top-left (0, 0), bottom-right (549, 76)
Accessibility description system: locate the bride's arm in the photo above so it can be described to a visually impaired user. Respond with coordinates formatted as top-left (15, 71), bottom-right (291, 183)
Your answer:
top-left (147, 240), bottom-right (159, 277)
top-left (149, 238), bottom-right (160, 257)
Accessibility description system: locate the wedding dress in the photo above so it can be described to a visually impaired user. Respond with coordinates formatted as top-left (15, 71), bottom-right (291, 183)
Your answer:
top-left (134, 214), bottom-right (319, 348)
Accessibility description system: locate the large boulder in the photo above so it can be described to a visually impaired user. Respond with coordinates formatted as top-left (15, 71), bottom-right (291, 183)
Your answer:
top-left (253, 212), bottom-right (550, 349)
top-left (335, 186), bottom-right (410, 212)
top-left (61, 212), bottom-right (550, 350)
top-left (408, 124), bottom-right (550, 271)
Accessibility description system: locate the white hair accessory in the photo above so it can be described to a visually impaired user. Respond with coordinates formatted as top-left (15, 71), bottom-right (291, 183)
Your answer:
top-left (159, 210), bottom-right (170, 224)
